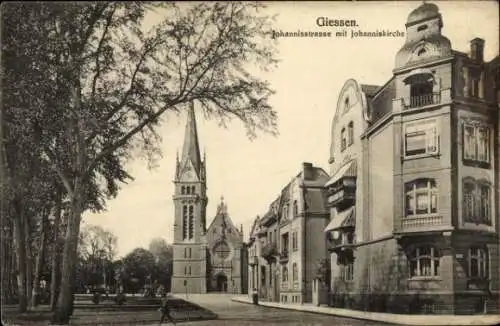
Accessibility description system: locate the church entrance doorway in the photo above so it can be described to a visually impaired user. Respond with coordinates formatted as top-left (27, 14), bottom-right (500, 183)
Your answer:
top-left (216, 274), bottom-right (228, 292)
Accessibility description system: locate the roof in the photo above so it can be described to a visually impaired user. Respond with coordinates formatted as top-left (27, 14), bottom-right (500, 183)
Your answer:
top-left (206, 197), bottom-right (241, 236)
top-left (324, 206), bottom-right (355, 232)
top-left (325, 160), bottom-right (357, 187)
top-left (407, 3), bottom-right (441, 26)
top-left (181, 102), bottom-right (202, 177)
top-left (360, 84), bottom-right (380, 97)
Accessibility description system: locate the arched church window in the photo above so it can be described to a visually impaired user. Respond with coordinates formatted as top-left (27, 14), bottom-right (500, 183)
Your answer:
top-left (214, 241), bottom-right (231, 260)
top-left (186, 186), bottom-right (191, 195)
top-left (188, 205), bottom-right (194, 239)
top-left (181, 186), bottom-right (185, 195)
top-left (191, 186), bottom-right (196, 194)
top-left (182, 205), bottom-right (188, 239)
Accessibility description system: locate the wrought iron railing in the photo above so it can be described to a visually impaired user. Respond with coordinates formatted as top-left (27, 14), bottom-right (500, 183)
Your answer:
top-left (409, 93), bottom-right (440, 108)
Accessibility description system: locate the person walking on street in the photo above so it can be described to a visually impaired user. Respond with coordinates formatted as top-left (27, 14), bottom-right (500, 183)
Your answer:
top-left (159, 294), bottom-right (176, 325)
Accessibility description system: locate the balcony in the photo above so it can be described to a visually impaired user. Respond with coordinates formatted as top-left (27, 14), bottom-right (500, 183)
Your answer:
top-left (279, 249), bottom-right (289, 264)
top-left (408, 93), bottom-right (441, 109)
top-left (260, 243), bottom-right (278, 262)
top-left (249, 255), bottom-right (258, 266)
top-left (399, 215), bottom-right (446, 233)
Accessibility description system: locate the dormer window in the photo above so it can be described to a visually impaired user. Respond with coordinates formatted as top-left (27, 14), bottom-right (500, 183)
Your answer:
top-left (417, 24), bottom-right (428, 32)
top-left (341, 127), bottom-right (347, 151)
top-left (347, 121), bottom-right (354, 146)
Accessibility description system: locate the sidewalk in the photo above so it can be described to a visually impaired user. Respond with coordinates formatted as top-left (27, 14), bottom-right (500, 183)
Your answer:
top-left (231, 296), bottom-right (500, 326)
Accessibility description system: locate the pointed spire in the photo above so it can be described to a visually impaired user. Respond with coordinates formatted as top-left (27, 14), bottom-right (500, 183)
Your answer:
top-left (181, 101), bottom-right (202, 175)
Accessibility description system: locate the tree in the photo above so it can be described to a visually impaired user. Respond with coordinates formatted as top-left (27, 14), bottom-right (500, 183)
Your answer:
top-left (122, 248), bottom-right (156, 294)
top-left (3, 2), bottom-right (278, 323)
top-left (148, 238), bottom-right (173, 290)
top-left (77, 224), bottom-right (117, 290)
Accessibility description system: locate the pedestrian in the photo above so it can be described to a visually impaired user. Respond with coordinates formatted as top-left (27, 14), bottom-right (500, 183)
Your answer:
top-left (159, 294), bottom-right (176, 325)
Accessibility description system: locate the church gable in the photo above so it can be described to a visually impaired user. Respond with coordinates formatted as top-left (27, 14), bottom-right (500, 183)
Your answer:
top-left (207, 197), bottom-right (242, 251)
top-left (179, 159), bottom-right (200, 182)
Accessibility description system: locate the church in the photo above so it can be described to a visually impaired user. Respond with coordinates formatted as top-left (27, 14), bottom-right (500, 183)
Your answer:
top-left (170, 102), bottom-right (248, 294)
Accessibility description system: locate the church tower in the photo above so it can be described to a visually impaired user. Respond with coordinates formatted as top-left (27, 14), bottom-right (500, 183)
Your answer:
top-left (171, 102), bottom-right (208, 294)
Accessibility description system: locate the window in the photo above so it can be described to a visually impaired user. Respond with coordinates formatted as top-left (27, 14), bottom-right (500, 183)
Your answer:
top-left (410, 80), bottom-right (434, 107)
top-left (188, 205), bottom-right (194, 239)
top-left (181, 186), bottom-right (185, 195)
top-left (404, 120), bottom-right (438, 157)
top-left (347, 121), bottom-right (354, 146)
top-left (188, 247), bottom-right (192, 258)
top-left (344, 97), bottom-right (349, 109)
top-left (341, 127), bottom-right (347, 151)
top-left (214, 241), bottom-right (231, 260)
top-left (469, 247), bottom-right (488, 278)
top-left (471, 79), bottom-right (479, 97)
top-left (282, 266), bottom-right (288, 282)
top-left (182, 205), bottom-right (188, 239)
top-left (186, 186), bottom-right (191, 195)
top-left (463, 178), bottom-right (491, 225)
top-left (292, 232), bottom-right (298, 251)
top-left (405, 179), bottom-right (438, 216)
top-left (191, 186), bottom-right (196, 195)
top-left (342, 262), bottom-right (354, 281)
top-left (463, 123), bottom-right (490, 165)
top-left (417, 24), bottom-right (428, 32)
top-left (292, 263), bottom-right (298, 281)
top-left (408, 246), bottom-right (440, 278)
top-left (188, 266), bottom-right (191, 275)
top-left (293, 200), bottom-right (298, 218)
top-left (417, 48), bottom-right (426, 56)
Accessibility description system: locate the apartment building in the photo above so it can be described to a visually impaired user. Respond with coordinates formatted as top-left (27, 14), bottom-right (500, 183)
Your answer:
top-left (324, 2), bottom-right (499, 314)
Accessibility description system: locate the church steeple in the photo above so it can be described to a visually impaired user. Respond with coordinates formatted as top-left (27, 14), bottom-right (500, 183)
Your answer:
top-left (181, 101), bottom-right (202, 176)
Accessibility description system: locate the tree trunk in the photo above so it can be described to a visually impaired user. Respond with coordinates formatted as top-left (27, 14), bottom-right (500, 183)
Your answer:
top-left (25, 212), bottom-right (33, 308)
top-left (13, 201), bottom-right (27, 313)
top-left (50, 194), bottom-right (63, 311)
top-left (31, 211), bottom-right (48, 308)
top-left (52, 188), bottom-right (82, 324)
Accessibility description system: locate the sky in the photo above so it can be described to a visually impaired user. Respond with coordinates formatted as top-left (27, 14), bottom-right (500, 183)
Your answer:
top-left (82, 1), bottom-right (499, 258)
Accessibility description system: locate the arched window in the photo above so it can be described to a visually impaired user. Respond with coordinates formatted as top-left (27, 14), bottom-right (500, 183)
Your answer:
top-left (293, 200), bottom-right (298, 218)
top-left (186, 186), bottom-right (191, 195)
top-left (188, 205), bottom-right (194, 239)
top-left (341, 127), bottom-right (347, 151)
top-left (408, 246), bottom-right (440, 277)
top-left (181, 186), bottom-right (185, 195)
top-left (344, 97), bottom-right (349, 110)
top-left (214, 241), bottom-right (231, 260)
top-left (405, 179), bottom-right (437, 216)
top-left (191, 186), bottom-right (196, 194)
top-left (282, 266), bottom-right (288, 282)
top-left (347, 121), bottom-right (354, 146)
top-left (182, 205), bottom-right (188, 239)
top-left (292, 263), bottom-right (298, 282)
top-left (468, 247), bottom-right (488, 278)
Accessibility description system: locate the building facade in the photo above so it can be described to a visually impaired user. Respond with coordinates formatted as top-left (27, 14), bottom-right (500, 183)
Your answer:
top-left (248, 163), bottom-right (330, 304)
top-left (324, 3), bottom-right (499, 314)
top-left (171, 103), bottom-right (247, 294)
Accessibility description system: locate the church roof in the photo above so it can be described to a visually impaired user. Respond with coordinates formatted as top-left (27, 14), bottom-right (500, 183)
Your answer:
top-left (181, 102), bottom-right (202, 177)
top-left (407, 2), bottom-right (440, 26)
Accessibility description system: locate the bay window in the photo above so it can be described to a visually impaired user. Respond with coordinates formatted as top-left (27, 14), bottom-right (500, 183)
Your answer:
top-left (409, 246), bottom-right (440, 278)
top-left (462, 178), bottom-right (492, 226)
top-left (405, 179), bottom-right (438, 216)
top-left (463, 122), bottom-right (490, 166)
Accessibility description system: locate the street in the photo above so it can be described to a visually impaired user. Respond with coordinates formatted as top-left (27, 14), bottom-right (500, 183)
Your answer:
top-left (177, 294), bottom-right (387, 326)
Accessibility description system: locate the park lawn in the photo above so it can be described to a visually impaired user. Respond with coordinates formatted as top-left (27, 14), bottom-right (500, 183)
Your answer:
top-left (2, 297), bottom-right (218, 325)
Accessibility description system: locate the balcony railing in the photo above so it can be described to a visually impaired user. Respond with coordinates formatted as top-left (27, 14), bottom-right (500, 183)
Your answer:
top-left (408, 93), bottom-right (440, 108)
top-left (249, 255), bottom-right (258, 266)
top-left (401, 215), bottom-right (444, 231)
top-left (260, 243), bottom-right (278, 261)
top-left (279, 249), bottom-right (289, 264)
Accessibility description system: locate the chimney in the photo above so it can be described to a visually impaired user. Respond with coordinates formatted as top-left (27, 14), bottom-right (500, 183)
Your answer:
top-left (470, 38), bottom-right (485, 62)
top-left (302, 162), bottom-right (314, 180)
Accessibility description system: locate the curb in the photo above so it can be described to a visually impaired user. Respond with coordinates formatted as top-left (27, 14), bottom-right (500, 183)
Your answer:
top-left (231, 297), bottom-right (500, 326)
